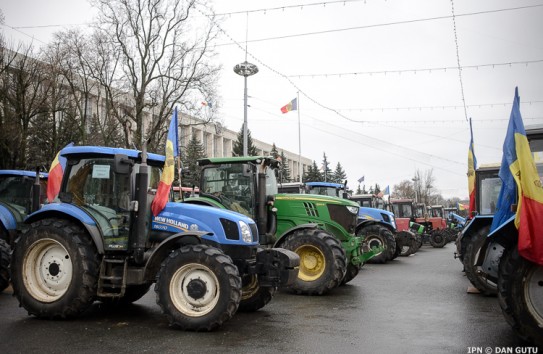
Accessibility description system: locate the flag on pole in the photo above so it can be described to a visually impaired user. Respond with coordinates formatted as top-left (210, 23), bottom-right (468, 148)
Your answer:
top-left (467, 118), bottom-right (477, 216)
top-left (151, 108), bottom-right (178, 216)
top-left (47, 142), bottom-right (74, 202)
top-left (280, 98), bottom-right (297, 114)
top-left (458, 202), bottom-right (468, 211)
top-left (490, 87), bottom-right (543, 264)
top-left (384, 185), bottom-right (390, 195)
top-left (357, 176), bottom-right (365, 183)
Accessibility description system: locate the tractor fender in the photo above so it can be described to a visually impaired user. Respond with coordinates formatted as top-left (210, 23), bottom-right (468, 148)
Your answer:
top-left (457, 215), bottom-right (494, 256)
top-left (273, 223), bottom-right (320, 248)
top-left (143, 231), bottom-right (209, 281)
top-left (475, 215), bottom-right (518, 282)
top-left (0, 204), bottom-right (17, 231)
top-left (25, 204), bottom-right (105, 254)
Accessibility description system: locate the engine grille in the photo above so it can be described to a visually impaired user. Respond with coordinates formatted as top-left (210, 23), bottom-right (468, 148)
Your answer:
top-left (303, 202), bottom-right (319, 217)
top-left (327, 204), bottom-right (357, 233)
top-left (249, 223), bottom-right (259, 242)
top-left (220, 218), bottom-right (239, 240)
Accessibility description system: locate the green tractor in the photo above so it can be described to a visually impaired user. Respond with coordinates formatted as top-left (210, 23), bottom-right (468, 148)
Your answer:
top-left (185, 156), bottom-right (379, 295)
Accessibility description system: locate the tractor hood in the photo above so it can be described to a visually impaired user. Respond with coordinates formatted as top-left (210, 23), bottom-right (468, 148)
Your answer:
top-left (359, 206), bottom-right (397, 231)
top-left (152, 202), bottom-right (259, 246)
top-left (275, 193), bottom-right (358, 207)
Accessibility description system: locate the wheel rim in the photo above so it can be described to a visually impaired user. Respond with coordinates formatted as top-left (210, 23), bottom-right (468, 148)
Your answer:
top-left (524, 263), bottom-right (543, 324)
top-left (295, 245), bottom-right (326, 282)
top-left (170, 263), bottom-right (220, 317)
top-left (241, 275), bottom-right (259, 301)
top-left (22, 238), bottom-right (73, 302)
top-left (367, 236), bottom-right (384, 256)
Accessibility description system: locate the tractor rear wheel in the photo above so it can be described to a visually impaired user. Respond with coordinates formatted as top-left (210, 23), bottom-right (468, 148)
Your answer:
top-left (463, 225), bottom-right (497, 296)
top-left (0, 238), bottom-right (10, 292)
top-left (498, 247), bottom-right (543, 347)
top-left (397, 231), bottom-right (416, 257)
top-left (155, 244), bottom-right (241, 331)
top-left (429, 230), bottom-right (447, 248)
top-left (238, 275), bottom-right (275, 312)
top-left (358, 225), bottom-right (396, 263)
top-left (282, 228), bottom-right (346, 295)
top-left (10, 218), bottom-right (100, 319)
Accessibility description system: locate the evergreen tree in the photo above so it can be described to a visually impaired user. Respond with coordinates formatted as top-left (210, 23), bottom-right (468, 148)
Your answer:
top-left (278, 150), bottom-right (291, 183)
top-left (321, 152), bottom-right (333, 182)
top-left (303, 161), bottom-right (323, 182)
top-left (182, 133), bottom-right (205, 188)
top-left (233, 123), bottom-right (258, 156)
top-left (356, 184), bottom-right (362, 194)
top-left (270, 143), bottom-right (279, 159)
top-left (331, 162), bottom-right (347, 184)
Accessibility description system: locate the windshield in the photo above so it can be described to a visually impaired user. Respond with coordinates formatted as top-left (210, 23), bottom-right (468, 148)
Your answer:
top-left (530, 135), bottom-right (543, 179)
top-left (0, 175), bottom-right (46, 216)
top-left (392, 203), bottom-right (413, 218)
top-left (201, 164), bottom-right (254, 217)
top-left (308, 186), bottom-right (339, 197)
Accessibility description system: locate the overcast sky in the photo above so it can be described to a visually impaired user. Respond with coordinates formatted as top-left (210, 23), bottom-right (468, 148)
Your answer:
top-left (2, 0), bottom-right (543, 199)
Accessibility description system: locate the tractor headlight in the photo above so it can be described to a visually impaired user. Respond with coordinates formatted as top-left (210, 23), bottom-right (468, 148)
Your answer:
top-left (239, 221), bottom-right (253, 243)
top-left (346, 206), bottom-right (359, 215)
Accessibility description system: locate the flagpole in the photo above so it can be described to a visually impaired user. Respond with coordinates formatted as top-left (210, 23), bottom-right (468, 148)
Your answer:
top-left (297, 91), bottom-right (302, 183)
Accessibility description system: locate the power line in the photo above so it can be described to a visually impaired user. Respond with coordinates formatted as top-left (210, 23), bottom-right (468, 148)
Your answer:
top-left (286, 59), bottom-right (543, 78)
top-left (450, 0), bottom-right (468, 122)
top-left (212, 4), bottom-right (543, 47)
top-left (215, 0), bottom-right (366, 16)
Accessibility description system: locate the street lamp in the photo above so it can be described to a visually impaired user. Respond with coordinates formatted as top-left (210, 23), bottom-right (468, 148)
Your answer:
top-left (233, 61), bottom-right (259, 156)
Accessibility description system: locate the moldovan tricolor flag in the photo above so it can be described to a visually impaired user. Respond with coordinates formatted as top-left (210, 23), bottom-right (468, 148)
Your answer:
top-left (151, 108), bottom-right (179, 216)
top-left (491, 87), bottom-right (543, 264)
top-left (467, 118), bottom-right (477, 216)
top-left (47, 142), bottom-right (74, 202)
top-left (280, 98), bottom-right (297, 114)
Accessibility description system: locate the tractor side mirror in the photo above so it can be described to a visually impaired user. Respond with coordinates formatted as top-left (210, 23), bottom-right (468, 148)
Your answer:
top-left (242, 164), bottom-right (252, 177)
top-left (113, 154), bottom-right (133, 175)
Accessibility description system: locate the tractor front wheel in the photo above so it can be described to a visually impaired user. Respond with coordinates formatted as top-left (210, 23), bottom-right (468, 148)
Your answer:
top-left (463, 226), bottom-right (497, 296)
top-left (155, 244), bottom-right (241, 331)
top-left (238, 275), bottom-right (275, 312)
top-left (429, 230), bottom-right (447, 248)
top-left (0, 238), bottom-right (10, 292)
top-left (358, 225), bottom-right (396, 263)
top-left (498, 247), bottom-right (543, 347)
top-left (10, 219), bottom-right (99, 319)
top-left (282, 229), bottom-right (346, 295)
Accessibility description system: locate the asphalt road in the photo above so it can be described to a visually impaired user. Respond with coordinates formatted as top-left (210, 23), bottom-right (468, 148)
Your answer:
top-left (0, 243), bottom-right (538, 354)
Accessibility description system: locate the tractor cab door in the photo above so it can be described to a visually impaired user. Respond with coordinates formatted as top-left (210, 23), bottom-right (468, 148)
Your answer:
top-left (64, 157), bottom-right (132, 250)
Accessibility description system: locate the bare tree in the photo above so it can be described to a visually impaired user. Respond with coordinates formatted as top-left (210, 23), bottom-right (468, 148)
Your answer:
top-left (90, 0), bottom-right (221, 151)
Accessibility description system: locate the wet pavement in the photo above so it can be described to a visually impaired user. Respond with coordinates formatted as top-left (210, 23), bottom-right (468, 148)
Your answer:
top-left (0, 243), bottom-right (538, 354)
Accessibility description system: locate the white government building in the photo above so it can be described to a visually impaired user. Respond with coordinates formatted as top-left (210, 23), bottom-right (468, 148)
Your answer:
top-left (178, 115), bottom-right (312, 182)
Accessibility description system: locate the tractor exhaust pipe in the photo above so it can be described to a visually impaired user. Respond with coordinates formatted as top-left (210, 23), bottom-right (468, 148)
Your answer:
top-left (132, 140), bottom-right (150, 264)
top-left (31, 166), bottom-right (41, 213)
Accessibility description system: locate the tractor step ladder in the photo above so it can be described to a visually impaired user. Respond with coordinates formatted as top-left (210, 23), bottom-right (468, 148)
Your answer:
top-left (97, 257), bottom-right (127, 298)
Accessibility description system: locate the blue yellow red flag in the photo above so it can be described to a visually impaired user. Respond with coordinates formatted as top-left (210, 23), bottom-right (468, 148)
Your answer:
top-left (467, 118), bottom-right (477, 216)
top-left (490, 87), bottom-right (543, 264)
top-left (46, 142), bottom-right (74, 202)
top-left (151, 108), bottom-right (178, 216)
top-left (280, 98), bottom-right (297, 114)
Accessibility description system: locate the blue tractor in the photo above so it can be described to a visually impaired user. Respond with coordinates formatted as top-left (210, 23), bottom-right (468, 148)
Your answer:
top-left (10, 146), bottom-right (298, 331)
top-left (454, 164), bottom-right (501, 296)
top-left (474, 125), bottom-right (543, 345)
top-left (0, 170), bottom-right (47, 292)
top-left (304, 182), bottom-right (398, 263)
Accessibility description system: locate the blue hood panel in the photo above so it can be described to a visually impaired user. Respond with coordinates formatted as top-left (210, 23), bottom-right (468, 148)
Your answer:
top-left (152, 202), bottom-right (258, 246)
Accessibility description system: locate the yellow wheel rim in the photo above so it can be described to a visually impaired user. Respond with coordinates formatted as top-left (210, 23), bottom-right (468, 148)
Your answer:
top-left (295, 245), bottom-right (326, 282)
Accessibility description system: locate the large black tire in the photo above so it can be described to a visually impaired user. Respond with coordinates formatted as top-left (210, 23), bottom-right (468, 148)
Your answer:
top-left (397, 231), bottom-right (416, 257)
top-left (358, 225), bottom-right (396, 264)
top-left (238, 275), bottom-right (275, 312)
top-left (98, 283), bottom-right (152, 305)
top-left (463, 225), bottom-right (497, 296)
top-left (429, 230), bottom-right (447, 248)
top-left (155, 244), bottom-right (241, 331)
top-left (340, 263), bottom-right (360, 286)
top-left (282, 228), bottom-right (346, 295)
top-left (10, 218), bottom-right (100, 319)
top-left (498, 247), bottom-right (543, 347)
top-left (0, 238), bottom-right (10, 292)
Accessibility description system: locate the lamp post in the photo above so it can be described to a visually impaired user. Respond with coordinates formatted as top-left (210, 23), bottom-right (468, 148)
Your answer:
top-left (233, 61), bottom-right (258, 156)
